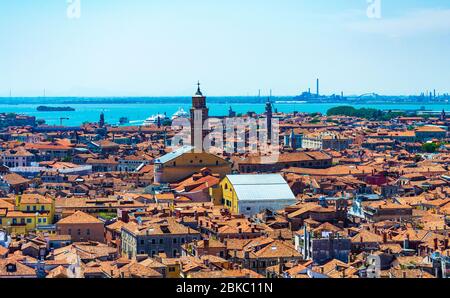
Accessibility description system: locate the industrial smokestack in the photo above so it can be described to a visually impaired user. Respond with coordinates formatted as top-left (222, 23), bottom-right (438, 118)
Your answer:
top-left (316, 78), bottom-right (319, 96)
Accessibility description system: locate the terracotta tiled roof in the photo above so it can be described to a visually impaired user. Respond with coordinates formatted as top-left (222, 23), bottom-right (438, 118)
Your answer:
top-left (57, 211), bottom-right (103, 225)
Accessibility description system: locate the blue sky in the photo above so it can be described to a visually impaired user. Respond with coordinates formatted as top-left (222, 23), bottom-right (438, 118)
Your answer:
top-left (1, 0), bottom-right (450, 97)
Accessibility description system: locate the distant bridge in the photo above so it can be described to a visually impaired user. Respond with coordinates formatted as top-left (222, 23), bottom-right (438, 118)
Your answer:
top-left (355, 93), bottom-right (381, 99)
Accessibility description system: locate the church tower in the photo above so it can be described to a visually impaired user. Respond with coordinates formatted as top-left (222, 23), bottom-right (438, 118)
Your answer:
top-left (99, 112), bottom-right (105, 128)
top-left (265, 97), bottom-right (273, 141)
top-left (190, 82), bottom-right (209, 150)
top-left (440, 109), bottom-right (446, 121)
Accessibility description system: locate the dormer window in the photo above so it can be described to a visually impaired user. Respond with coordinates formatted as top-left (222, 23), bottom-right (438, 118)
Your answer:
top-left (6, 263), bottom-right (17, 273)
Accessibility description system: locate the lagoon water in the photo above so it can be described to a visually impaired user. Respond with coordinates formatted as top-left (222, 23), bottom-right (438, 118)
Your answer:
top-left (0, 101), bottom-right (449, 126)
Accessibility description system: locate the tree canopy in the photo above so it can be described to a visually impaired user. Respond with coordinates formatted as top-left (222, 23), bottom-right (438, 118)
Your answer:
top-left (326, 106), bottom-right (404, 121)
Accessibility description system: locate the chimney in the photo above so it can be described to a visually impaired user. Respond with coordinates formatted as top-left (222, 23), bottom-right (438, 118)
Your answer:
top-left (204, 239), bottom-right (209, 248)
top-left (136, 254), bottom-right (147, 262)
top-left (278, 258), bottom-right (284, 274)
top-left (244, 250), bottom-right (250, 259)
top-left (434, 238), bottom-right (438, 250)
top-left (316, 78), bottom-right (320, 96)
top-left (402, 271), bottom-right (407, 279)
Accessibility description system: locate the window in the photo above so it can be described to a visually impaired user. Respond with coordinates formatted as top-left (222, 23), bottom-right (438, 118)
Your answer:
top-left (151, 239), bottom-right (156, 244)
top-left (173, 238), bottom-right (177, 244)
top-left (26, 206), bottom-right (30, 211)
top-left (87, 229), bottom-right (91, 235)
top-left (68, 229), bottom-right (72, 234)
top-left (32, 206), bottom-right (36, 211)
top-left (169, 267), bottom-right (175, 272)
top-left (77, 229), bottom-right (81, 235)
top-left (246, 207), bottom-right (251, 211)
top-left (41, 206), bottom-right (45, 211)
top-left (159, 239), bottom-right (164, 244)
top-left (224, 183), bottom-right (228, 190)
top-left (140, 239), bottom-right (144, 245)
top-left (27, 218), bottom-right (32, 223)
top-left (38, 218), bottom-right (42, 223)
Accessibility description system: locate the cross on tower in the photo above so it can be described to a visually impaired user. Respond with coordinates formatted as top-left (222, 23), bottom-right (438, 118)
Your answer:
top-left (195, 81), bottom-right (203, 96)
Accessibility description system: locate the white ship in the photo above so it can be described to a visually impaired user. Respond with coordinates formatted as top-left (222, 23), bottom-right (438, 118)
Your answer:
top-left (171, 107), bottom-right (189, 120)
top-left (143, 113), bottom-right (169, 126)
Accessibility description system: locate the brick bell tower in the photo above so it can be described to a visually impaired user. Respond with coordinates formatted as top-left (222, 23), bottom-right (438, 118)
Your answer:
top-left (190, 81), bottom-right (209, 151)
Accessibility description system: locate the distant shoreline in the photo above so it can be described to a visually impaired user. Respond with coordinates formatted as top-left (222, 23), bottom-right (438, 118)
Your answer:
top-left (0, 96), bottom-right (449, 105)
top-left (36, 106), bottom-right (75, 112)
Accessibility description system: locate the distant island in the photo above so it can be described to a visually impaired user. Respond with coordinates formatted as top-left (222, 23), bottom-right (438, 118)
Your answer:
top-left (37, 106), bottom-right (75, 112)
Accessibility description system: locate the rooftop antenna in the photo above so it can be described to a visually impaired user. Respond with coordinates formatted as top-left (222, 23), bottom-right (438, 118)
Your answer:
top-left (258, 89), bottom-right (261, 97)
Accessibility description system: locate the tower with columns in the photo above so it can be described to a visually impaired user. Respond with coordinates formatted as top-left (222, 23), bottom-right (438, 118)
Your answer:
top-left (190, 82), bottom-right (209, 151)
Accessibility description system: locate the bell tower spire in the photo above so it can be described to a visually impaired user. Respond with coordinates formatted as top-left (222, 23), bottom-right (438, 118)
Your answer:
top-left (196, 81), bottom-right (203, 96)
top-left (190, 82), bottom-right (209, 151)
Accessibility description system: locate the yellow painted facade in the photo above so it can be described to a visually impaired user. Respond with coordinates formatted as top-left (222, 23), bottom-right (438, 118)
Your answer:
top-left (166, 264), bottom-right (181, 278)
top-left (216, 176), bottom-right (239, 214)
top-left (155, 151), bottom-right (231, 184)
top-left (0, 195), bottom-right (55, 234)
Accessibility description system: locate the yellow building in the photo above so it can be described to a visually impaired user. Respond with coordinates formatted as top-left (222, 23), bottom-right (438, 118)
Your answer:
top-left (216, 176), bottom-right (239, 214)
top-left (0, 194), bottom-right (55, 234)
top-left (154, 146), bottom-right (231, 184)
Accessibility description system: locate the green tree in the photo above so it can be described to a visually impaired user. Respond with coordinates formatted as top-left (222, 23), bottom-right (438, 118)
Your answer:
top-left (422, 142), bottom-right (440, 153)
